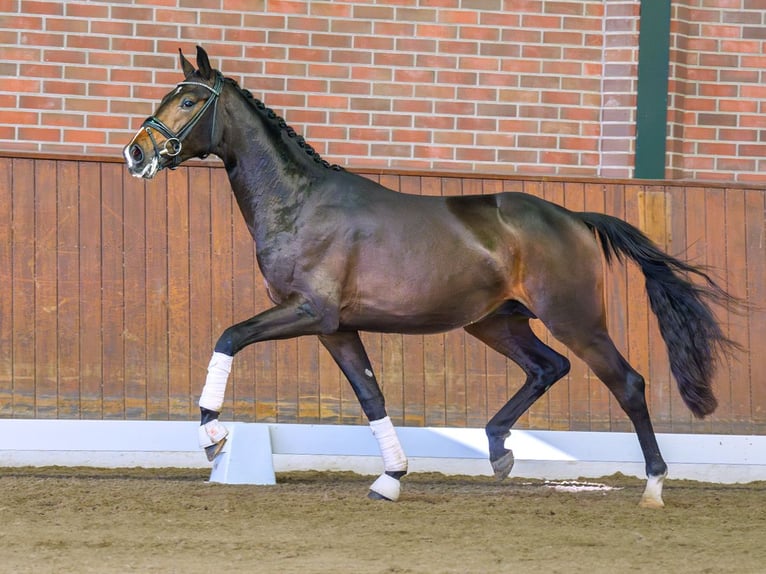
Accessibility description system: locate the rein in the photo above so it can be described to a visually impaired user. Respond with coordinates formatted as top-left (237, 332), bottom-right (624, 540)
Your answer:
top-left (139, 73), bottom-right (224, 169)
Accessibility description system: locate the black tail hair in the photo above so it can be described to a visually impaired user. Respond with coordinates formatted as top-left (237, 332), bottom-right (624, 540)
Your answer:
top-left (579, 211), bottom-right (739, 418)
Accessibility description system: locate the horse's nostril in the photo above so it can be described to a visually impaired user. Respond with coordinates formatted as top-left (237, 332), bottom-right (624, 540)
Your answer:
top-left (130, 144), bottom-right (144, 163)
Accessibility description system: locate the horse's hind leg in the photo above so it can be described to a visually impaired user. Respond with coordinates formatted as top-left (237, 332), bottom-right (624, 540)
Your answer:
top-left (551, 326), bottom-right (668, 508)
top-left (465, 309), bottom-right (570, 480)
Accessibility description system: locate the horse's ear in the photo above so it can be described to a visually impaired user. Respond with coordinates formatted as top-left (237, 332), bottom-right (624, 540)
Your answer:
top-left (179, 49), bottom-right (195, 78)
top-left (196, 45), bottom-right (214, 80)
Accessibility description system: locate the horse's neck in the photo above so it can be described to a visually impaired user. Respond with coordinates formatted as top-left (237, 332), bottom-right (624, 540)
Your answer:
top-left (217, 97), bottom-right (318, 245)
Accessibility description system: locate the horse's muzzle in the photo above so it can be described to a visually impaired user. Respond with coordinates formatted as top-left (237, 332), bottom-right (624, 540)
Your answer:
top-left (123, 138), bottom-right (160, 179)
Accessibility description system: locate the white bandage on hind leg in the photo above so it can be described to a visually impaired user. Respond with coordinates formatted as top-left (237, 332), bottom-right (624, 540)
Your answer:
top-left (369, 416), bottom-right (408, 473)
top-left (199, 352), bottom-right (233, 412)
top-left (369, 472), bottom-right (401, 501)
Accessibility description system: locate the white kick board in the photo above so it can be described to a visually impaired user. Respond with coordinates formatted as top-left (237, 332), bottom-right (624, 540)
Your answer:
top-left (1, 419), bottom-right (765, 485)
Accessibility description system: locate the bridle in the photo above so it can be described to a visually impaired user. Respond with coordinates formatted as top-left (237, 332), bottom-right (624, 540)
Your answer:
top-left (138, 72), bottom-right (224, 169)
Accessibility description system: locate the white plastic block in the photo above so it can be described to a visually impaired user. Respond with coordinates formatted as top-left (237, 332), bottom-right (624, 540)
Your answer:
top-left (208, 423), bottom-right (276, 485)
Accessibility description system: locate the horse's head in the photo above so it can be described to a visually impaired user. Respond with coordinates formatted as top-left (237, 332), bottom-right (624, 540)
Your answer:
top-left (124, 46), bottom-right (224, 179)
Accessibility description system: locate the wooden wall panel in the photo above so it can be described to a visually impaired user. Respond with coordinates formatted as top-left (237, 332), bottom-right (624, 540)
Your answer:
top-left (1, 156), bottom-right (764, 436)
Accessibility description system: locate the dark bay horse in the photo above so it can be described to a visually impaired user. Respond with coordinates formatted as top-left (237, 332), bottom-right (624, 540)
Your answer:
top-left (124, 47), bottom-right (736, 507)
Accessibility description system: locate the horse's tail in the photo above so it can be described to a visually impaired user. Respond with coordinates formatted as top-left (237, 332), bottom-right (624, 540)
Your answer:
top-left (578, 211), bottom-right (738, 418)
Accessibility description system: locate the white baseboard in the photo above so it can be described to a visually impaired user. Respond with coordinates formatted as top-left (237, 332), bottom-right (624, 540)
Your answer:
top-left (1, 419), bottom-right (765, 485)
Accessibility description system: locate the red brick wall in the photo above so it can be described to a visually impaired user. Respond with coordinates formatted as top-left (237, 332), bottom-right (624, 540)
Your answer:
top-left (600, 1), bottom-right (640, 177)
top-left (0, 1), bottom-right (763, 182)
top-left (2, 0), bottom-right (632, 177)
top-left (668, 1), bottom-right (766, 183)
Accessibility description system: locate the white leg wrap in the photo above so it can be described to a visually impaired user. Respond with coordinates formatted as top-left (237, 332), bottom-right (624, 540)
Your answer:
top-left (369, 416), bottom-right (408, 473)
top-left (369, 473), bottom-right (402, 501)
top-left (640, 472), bottom-right (667, 509)
top-left (199, 352), bottom-right (233, 412)
top-left (197, 419), bottom-right (229, 448)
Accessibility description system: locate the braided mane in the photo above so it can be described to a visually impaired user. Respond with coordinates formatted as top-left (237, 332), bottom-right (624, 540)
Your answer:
top-left (224, 76), bottom-right (343, 171)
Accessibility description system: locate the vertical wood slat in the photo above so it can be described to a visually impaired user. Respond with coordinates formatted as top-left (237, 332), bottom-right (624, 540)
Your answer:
top-left (1, 156), bottom-right (764, 437)
top-left (145, 170), bottom-right (169, 419)
top-left (100, 164), bottom-right (125, 418)
top-left (78, 162), bottom-right (103, 419)
top-left (745, 190), bottom-right (766, 429)
top-left (665, 186), bottom-right (692, 433)
top-left (0, 158), bottom-right (13, 416)
top-left (11, 159), bottom-right (36, 417)
top-left (187, 167), bottom-right (215, 419)
top-left (584, 182), bottom-right (610, 432)
top-left (725, 188), bottom-right (750, 434)
top-left (624, 184), bottom-right (652, 430)
top-left (167, 168), bottom-right (191, 420)
top-left (705, 188), bottom-right (727, 435)
top-left (57, 161), bottom-right (81, 419)
top-left (603, 183), bottom-right (632, 433)
top-left (684, 187), bottom-right (713, 435)
top-left (122, 170), bottom-right (147, 418)
top-left (641, 186), bottom-right (673, 432)
top-left (34, 160), bottom-right (58, 417)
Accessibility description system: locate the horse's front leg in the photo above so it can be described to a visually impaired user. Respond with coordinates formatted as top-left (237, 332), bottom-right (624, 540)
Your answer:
top-left (319, 331), bottom-right (408, 501)
top-left (197, 301), bottom-right (332, 461)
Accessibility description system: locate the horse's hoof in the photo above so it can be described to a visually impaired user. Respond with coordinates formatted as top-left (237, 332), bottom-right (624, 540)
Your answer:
top-left (639, 472), bottom-right (666, 508)
top-left (204, 438), bottom-right (227, 462)
top-left (638, 497), bottom-right (665, 508)
top-left (368, 472), bottom-right (401, 501)
top-left (491, 450), bottom-right (515, 480)
top-left (367, 490), bottom-right (393, 501)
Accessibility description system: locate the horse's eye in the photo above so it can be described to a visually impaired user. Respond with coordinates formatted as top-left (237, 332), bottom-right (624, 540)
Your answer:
top-left (182, 99), bottom-right (195, 108)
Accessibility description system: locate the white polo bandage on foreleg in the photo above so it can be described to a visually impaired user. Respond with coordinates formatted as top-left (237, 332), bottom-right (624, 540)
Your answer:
top-left (199, 352), bottom-right (233, 412)
top-left (197, 419), bottom-right (228, 448)
top-left (369, 416), bottom-right (407, 472)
